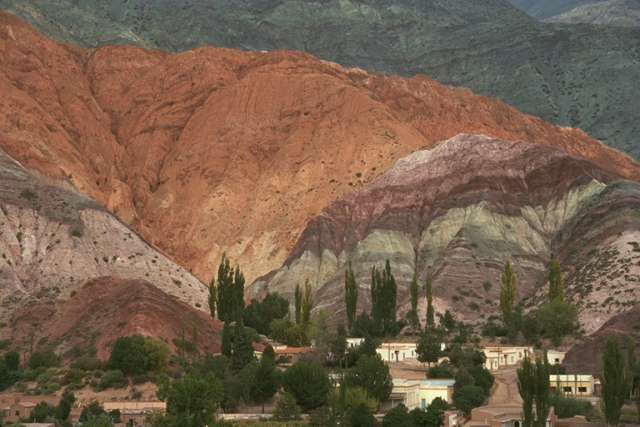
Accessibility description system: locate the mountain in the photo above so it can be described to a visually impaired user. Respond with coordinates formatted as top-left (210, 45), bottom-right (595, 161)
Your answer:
top-left (545, 0), bottom-right (640, 27)
top-left (1, 11), bottom-right (636, 288)
top-left (252, 134), bottom-right (640, 333)
top-left (1, 1), bottom-right (640, 158)
top-left (511, 0), bottom-right (640, 26)
top-left (0, 145), bottom-right (211, 348)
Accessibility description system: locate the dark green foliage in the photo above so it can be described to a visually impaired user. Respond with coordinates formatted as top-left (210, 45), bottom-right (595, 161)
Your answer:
top-left (221, 322), bottom-right (233, 357)
top-left (345, 261), bottom-right (359, 332)
top-left (283, 361), bottom-right (332, 411)
top-left (31, 401), bottom-right (55, 422)
top-left (370, 261), bottom-right (398, 337)
top-left (269, 318), bottom-right (309, 347)
top-left (3, 351), bottom-right (19, 371)
top-left (97, 370), bottom-right (128, 390)
top-left (80, 401), bottom-right (107, 422)
top-left (329, 325), bottom-right (348, 367)
top-left (453, 385), bottom-right (486, 415)
top-left (550, 394), bottom-right (593, 418)
top-left (440, 311), bottom-right (456, 334)
top-left (425, 275), bottom-right (435, 329)
top-left (29, 350), bottom-right (60, 369)
top-left (273, 392), bottom-right (302, 421)
top-left (208, 278), bottom-right (216, 320)
top-left (157, 371), bottom-right (224, 427)
top-left (383, 404), bottom-right (413, 427)
top-left (417, 328), bottom-right (442, 365)
top-left (243, 292), bottom-right (289, 335)
top-left (500, 261), bottom-right (518, 329)
top-left (548, 260), bottom-right (565, 302)
top-left (231, 323), bottom-right (256, 372)
top-left (408, 271), bottom-right (420, 330)
top-left (348, 403), bottom-right (377, 427)
top-left (352, 312), bottom-right (377, 338)
top-left (602, 338), bottom-right (630, 427)
top-left (214, 254), bottom-right (245, 322)
top-left (302, 280), bottom-right (313, 327)
top-left (517, 357), bottom-right (551, 427)
top-left (251, 345), bottom-right (279, 410)
top-left (428, 363), bottom-right (455, 379)
top-left (536, 299), bottom-right (578, 346)
top-left (56, 389), bottom-right (76, 421)
top-left (294, 283), bottom-right (303, 325)
top-left (346, 355), bottom-right (393, 403)
top-left (108, 335), bottom-right (168, 375)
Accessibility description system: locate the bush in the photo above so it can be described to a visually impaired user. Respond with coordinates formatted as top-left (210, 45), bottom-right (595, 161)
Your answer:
top-left (29, 350), bottom-right (60, 369)
top-left (109, 336), bottom-right (168, 375)
top-left (97, 370), bottom-right (128, 390)
top-left (243, 292), bottom-right (289, 336)
top-left (72, 355), bottom-right (104, 371)
top-left (551, 394), bottom-right (593, 418)
top-left (346, 355), bottom-right (393, 403)
top-left (453, 385), bottom-right (487, 415)
top-left (273, 392), bottom-right (302, 421)
top-left (428, 363), bottom-right (455, 379)
top-left (282, 362), bottom-right (331, 411)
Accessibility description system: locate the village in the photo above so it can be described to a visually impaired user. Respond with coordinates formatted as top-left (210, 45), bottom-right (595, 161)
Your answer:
top-left (1, 338), bottom-right (607, 427)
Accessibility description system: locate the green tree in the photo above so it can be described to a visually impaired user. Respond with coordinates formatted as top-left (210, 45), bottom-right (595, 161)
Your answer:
top-left (548, 260), bottom-right (564, 302)
top-left (243, 292), bottom-right (289, 335)
top-left (214, 254), bottom-right (245, 322)
top-left (453, 385), bottom-right (486, 415)
top-left (83, 414), bottom-right (113, 427)
top-left (3, 351), bottom-right (19, 371)
top-left (79, 401), bottom-right (107, 422)
top-left (208, 278), bottom-right (216, 320)
top-left (56, 389), bottom-right (76, 421)
top-left (157, 371), bottom-right (224, 427)
top-left (417, 328), bottom-right (441, 366)
top-left (29, 350), bottom-right (60, 369)
top-left (383, 404), bottom-right (413, 427)
top-left (283, 361), bottom-right (332, 411)
top-left (345, 261), bottom-right (359, 332)
top-left (294, 283), bottom-right (302, 325)
top-left (425, 274), bottom-right (435, 329)
top-left (408, 271), bottom-right (420, 330)
top-left (534, 358), bottom-right (551, 427)
top-left (302, 280), bottom-right (313, 327)
top-left (536, 299), bottom-right (578, 346)
top-left (30, 401), bottom-right (55, 422)
top-left (346, 354), bottom-right (393, 402)
top-left (348, 403), bottom-right (377, 427)
top-left (517, 356), bottom-right (551, 427)
top-left (221, 322), bottom-right (233, 357)
top-left (382, 260), bottom-right (398, 335)
top-left (273, 392), bottom-right (302, 421)
top-left (602, 338), bottom-right (630, 427)
top-left (252, 345), bottom-right (279, 412)
top-left (500, 261), bottom-right (518, 329)
top-left (109, 336), bottom-right (168, 375)
top-left (231, 324), bottom-right (256, 372)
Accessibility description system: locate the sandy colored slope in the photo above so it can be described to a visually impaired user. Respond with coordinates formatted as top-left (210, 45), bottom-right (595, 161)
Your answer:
top-left (0, 11), bottom-right (638, 283)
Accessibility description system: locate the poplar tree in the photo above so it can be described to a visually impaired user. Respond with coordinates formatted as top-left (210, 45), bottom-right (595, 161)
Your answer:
top-left (221, 322), bottom-right (232, 358)
top-left (294, 284), bottom-right (302, 325)
top-left (302, 280), bottom-right (313, 327)
top-left (382, 260), bottom-right (397, 335)
top-left (425, 274), bottom-right (435, 329)
top-left (370, 266), bottom-right (383, 335)
top-left (500, 261), bottom-right (517, 328)
top-left (232, 265), bottom-right (245, 322)
top-left (407, 271), bottom-right (419, 330)
top-left (345, 261), bottom-right (358, 331)
top-left (548, 260), bottom-right (564, 302)
top-left (208, 279), bottom-right (216, 320)
top-left (517, 356), bottom-right (550, 427)
top-left (518, 356), bottom-right (535, 427)
top-left (602, 338), bottom-right (630, 427)
top-left (533, 358), bottom-right (551, 427)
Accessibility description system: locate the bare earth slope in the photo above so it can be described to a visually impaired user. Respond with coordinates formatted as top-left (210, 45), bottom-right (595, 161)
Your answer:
top-left (1, 12), bottom-right (637, 285)
top-left (0, 146), bottom-right (209, 339)
top-left (253, 135), bottom-right (640, 332)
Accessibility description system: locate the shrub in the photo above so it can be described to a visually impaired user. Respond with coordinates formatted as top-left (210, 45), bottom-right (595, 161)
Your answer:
top-left (71, 355), bottom-right (103, 371)
top-left (282, 362), bottom-right (331, 411)
top-left (29, 350), bottom-right (60, 369)
top-left (273, 392), bottom-right (302, 421)
top-left (108, 336), bottom-right (168, 375)
top-left (97, 370), bottom-right (128, 390)
top-left (551, 394), bottom-right (593, 418)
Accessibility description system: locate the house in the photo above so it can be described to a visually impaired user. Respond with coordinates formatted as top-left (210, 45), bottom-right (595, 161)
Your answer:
top-left (549, 375), bottom-right (600, 397)
top-left (467, 403), bottom-right (556, 427)
top-left (483, 346), bottom-right (533, 371)
top-left (1, 396), bottom-right (60, 424)
top-left (384, 378), bottom-right (455, 411)
top-left (273, 345), bottom-right (313, 363)
top-left (103, 401), bottom-right (166, 427)
top-left (377, 342), bottom-right (419, 362)
top-left (347, 337), bottom-right (365, 349)
top-left (547, 350), bottom-right (566, 365)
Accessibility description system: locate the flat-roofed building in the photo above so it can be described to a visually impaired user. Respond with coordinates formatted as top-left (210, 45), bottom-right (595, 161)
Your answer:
top-left (550, 375), bottom-right (600, 397)
top-left (467, 403), bottom-right (556, 427)
top-left (483, 346), bottom-right (533, 371)
top-left (385, 378), bottom-right (455, 411)
top-left (547, 350), bottom-right (567, 365)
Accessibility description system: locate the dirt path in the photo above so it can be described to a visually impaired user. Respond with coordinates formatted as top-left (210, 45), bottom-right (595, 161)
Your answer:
top-left (488, 367), bottom-right (523, 406)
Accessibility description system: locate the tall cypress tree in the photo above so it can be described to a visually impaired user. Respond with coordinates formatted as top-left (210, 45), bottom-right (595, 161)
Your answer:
top-left (221, 321), bottom-right (232, 358)
top-left (425, 274), bottom-right (435, 329)
top-left (294, 284), bottom-right (302, 325)
top-left (231, 323), bottom-right (255, 372)
top-left (208, 278), bottom-right (216, 320)
top-left (215, 254), bottom-right (233, 321)
top-left (302, 280), bottom-right (313, 327)
top-left (518, 356), bottom-right (550, 427)
top-left (232, 265), bottom-right (245, 322)
top-left (408, 271), bottom-right (420, 330)
top-left (382, 260), bottom-right (397, 335)
top-left (500, 261), bottom-right (517, 328)
top-left (370, 266), bottom-right (383, 335)
top-left (602, 338), bottom-right (630, 427)
top-left (533, 358), bottom-right (551, 427)
top-left (548, 260), bottom-right (564, 302)
top-left (345, 261), bottom-right (358, 332)
top-left (518, 356), bottom-right (535, 427)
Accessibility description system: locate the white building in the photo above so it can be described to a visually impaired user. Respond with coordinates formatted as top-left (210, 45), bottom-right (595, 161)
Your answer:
top-left (376, 341), bottom-right (446, 363)
top-left (549, 375), bottom-right (600, 397)
top-left (386, 378), bottom-right (455, 411)
top-left (347, 337), bottom-right (365, 349)
top-left (547, 350), bottom-right (566, 365)
top-left (483, 346), bottom-right (533, 371)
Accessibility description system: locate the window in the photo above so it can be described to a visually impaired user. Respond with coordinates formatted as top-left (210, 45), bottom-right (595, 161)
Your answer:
top-left (421, 399), bottom-right (427, 409)
top-left (563, 387), bottom-right (572, 393)
top-left (578, 387), bottom-right (588, 393)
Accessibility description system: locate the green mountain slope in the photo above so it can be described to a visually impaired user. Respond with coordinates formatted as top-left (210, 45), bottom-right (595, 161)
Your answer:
top-left (2, 0), bottom-right (640, 157)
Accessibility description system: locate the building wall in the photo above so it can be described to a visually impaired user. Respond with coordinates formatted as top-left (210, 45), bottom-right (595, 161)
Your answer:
top-left (549, 375), bottom-right (596, 396)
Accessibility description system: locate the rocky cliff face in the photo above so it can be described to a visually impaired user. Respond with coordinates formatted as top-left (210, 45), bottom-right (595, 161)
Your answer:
top-left (1, 12), bottom-right (636, 286)
top-left (1, 1), bottom-right (640, 158)
top-left (0, 147), bottom-right (209, 340)
top-left (252, 135), bottom-right (640, 330)
top-left (545, 0), bottom-right (640, 27)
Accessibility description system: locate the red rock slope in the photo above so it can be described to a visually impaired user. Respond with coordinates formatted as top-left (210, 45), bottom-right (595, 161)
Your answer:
top-left (1, 11), bottom-right (638, 282)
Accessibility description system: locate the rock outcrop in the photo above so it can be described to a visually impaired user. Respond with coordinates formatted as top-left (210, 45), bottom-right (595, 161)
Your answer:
top-left (1, 11), bottom-right (637, 285)
top-left (252, 135), bottom-right (640, 330)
